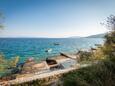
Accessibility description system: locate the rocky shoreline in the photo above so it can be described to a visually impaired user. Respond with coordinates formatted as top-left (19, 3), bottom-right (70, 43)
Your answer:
top-left (0, 53), bottom-right (79, 86)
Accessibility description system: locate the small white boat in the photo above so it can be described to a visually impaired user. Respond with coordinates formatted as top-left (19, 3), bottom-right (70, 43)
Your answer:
top-left (45, 48), bottom-right (52, 52)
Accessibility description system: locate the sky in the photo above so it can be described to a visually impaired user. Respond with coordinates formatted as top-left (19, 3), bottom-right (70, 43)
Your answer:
top-left (0, 0), bottom-right (115, 38)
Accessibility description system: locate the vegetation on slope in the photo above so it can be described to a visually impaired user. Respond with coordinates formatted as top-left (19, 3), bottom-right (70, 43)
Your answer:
top-left (62, 15), bottom-right (115, 86)
top-left (63, 60), bottom-right (115, 86)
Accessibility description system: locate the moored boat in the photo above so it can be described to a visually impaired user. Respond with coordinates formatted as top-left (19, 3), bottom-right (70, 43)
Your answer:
top-left (45, 48), bottom-right (52, 52)
top-left (53, 43), bottom-right (60, 45)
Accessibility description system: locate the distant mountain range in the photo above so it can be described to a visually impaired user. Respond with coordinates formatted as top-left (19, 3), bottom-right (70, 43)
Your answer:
top-left (86, 33), bottom-right (105, 38)
top-left (69, 33), bottom-right (105, 38)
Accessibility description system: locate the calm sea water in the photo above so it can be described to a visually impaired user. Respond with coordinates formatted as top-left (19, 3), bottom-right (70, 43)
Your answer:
top-left (0, 38), bottom-right (104, 62)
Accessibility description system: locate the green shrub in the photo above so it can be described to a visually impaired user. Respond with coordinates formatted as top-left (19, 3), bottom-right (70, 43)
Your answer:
top-left (63, 60), bottom-right (115, 86)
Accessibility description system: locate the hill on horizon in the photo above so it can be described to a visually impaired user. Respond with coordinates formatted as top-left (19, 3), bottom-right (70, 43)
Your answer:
top-left (69, 33), bottom-right (105, 38)
top-left (86, 33), bottom-right (105, 38)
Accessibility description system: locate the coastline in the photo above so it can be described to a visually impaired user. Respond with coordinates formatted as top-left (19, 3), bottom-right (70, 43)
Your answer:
top-left (1, 58), bottom-right (94, 86)
top-left (0, 53), bottom-right (79, 85)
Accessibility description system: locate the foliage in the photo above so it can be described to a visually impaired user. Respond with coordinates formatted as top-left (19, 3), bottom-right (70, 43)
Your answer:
top-left (0, 12), bottom-right (4, 29)
top-left (0, 54), bottom-right (20, 77)
top-left (0, 53), bottom-right (7, 72)
top-left (77, 51), bottom-right (92, 61)
top-left (93, 48), bottom-right (105, 60)
top-left (9, 56), bottom-right (20, 67)
top-left (78, 48), bottom-right (105, 62)
top-left (103, 15), bottom-right (115, 60)
top-left (63, 60), bottom-right (115, 86)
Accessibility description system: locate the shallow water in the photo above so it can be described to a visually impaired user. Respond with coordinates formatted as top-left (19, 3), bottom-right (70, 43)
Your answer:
top-left (0, 38), bottom-right (104, 62)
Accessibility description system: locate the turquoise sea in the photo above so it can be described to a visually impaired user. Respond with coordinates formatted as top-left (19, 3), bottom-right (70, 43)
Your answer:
top-left (0, 38), bottom-right (104, 62)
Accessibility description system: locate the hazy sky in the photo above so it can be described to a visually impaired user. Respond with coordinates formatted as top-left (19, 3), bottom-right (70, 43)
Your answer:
top-left (0, 0), bottom-right (115, 38)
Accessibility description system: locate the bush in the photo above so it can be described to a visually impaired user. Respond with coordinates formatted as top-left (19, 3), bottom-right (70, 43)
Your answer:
top-left (0, 54), bottom-right (20, 78)
top-left (62, 60), bottom-right (115, 86)
top-left (77, 51), bottom-right (92, 61)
